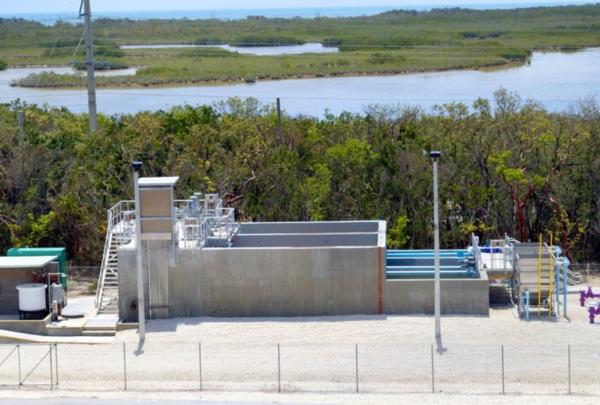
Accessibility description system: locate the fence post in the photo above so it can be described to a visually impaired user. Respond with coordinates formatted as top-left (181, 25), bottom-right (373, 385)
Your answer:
top-left (431, 344), bottom-right (435, 394)
top-left (355, 343), bottom-right (359, 393)
top-left (199, 342), bottom-right (203, 391)
top-left (568, 345), bottom-right (571, 395)
top-left (123, 342), bottom-right (127, 391)
top-left (49, 345), bottom-right (53, 390)
top-left (17, 345), bottom-right (21, 386)
top-left (501, 345), bottom-right (505, 395)
top-left (277, 343), bottom-right (281, 393)
top-left (54, 344), bottom-right (59, 386)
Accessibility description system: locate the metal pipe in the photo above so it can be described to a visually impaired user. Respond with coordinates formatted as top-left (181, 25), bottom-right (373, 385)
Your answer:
top-left (501, 345), bottom-right (505, 395)
top-left (568, 345), bottom-right (571, 395)
top-left (17, 345), bottom-right (21, 386)
top-left (563, 259), bottom-right (568, 318)
top-left (431, 343), bottom-right (435, 393)
top-left (431, 151), bottom-right (441, 339)
top-left (54, 344), bottom-right (58, 386)
top-left (49, 345), bottom-right (53, 390)
top-left (355, 343), bottom-right (359, 393)
top-left (133, 162), bottom-right (145, 341)
top-left (123, 342), bottom-right (127, 391)
top-left (277, 343), bottom-right (281, 393)
top-left (199, 342), bottom-right (203, 391)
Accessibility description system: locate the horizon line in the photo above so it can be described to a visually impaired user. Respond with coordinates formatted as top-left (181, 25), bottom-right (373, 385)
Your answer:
top-left (0, 2), bottom-right (594, 16)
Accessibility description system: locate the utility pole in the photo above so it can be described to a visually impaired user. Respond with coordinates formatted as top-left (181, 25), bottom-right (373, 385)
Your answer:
top-left (81, 0), bottom-right (98, 132)
top-left (276, 98), bottom-right (282, 141)
top-left (17, 111), bottom-right (25, 145)
top-left (431, 150), bottom-right (442, 339)
top-left (17, 111), bottom-right (25, 188)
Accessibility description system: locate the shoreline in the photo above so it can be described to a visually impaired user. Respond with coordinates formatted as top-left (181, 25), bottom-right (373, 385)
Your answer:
top-left (9, 59), bottom-right (525, 90)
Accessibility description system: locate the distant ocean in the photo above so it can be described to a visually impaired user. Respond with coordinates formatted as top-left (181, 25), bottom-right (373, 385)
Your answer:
top-left (0, 2), bottom-right (593, 25)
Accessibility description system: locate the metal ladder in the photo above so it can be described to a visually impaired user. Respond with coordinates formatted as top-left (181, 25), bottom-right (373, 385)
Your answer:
top-left (95, 201), bottom-right (134, 315)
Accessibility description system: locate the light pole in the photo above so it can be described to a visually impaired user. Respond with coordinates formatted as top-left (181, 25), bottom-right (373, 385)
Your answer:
top-left (430, 151), bottom-right (441, 339)
top-left (132, 161), bottom-right (145, 341)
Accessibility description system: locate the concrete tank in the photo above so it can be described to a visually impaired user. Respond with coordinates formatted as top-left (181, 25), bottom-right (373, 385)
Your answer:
top-left (16, 283), bottom-right (47, 312)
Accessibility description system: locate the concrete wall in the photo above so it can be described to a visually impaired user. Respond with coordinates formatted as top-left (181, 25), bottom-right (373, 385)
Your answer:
top-left (383, 271), bottom-right (490, 316)
top-left (239, 221), bottom-right (380, 234)
top-left (119, 246), bottom-right (381, 321)
top-left (233, 221), bottom-right (381, 248)
top-left (0, 315), bottom-right (50, 335)
top-left (233, 233), bottom-right (379, 248)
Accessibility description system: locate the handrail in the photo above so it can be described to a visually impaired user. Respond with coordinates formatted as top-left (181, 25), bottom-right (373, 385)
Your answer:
top-left (95, 200), bottom-right (135, 310)
top-left (95, 210), bottom-right (113, 308)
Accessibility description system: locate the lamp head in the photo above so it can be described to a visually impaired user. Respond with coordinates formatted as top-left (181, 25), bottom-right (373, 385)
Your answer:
top-left (132, 161), bottom-right (143, 171)
top-left (430, 150), bottom-right (441, 160)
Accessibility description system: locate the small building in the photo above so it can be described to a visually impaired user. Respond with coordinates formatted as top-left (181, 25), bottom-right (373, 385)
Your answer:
top-left (0, 256), bottom-right (58, 316)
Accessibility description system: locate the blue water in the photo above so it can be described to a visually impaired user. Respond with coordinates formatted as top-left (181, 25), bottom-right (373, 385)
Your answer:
top-left (0, 2), bottom-right (592, 25)
top-left (1, 48), bottom-right (599, 117)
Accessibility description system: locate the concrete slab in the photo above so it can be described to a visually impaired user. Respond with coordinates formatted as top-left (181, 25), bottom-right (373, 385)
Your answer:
top-left (62, 296), bottom-right (95, 318)
top-left (0, 328), bottom-right (112, 344)
top-left (85, 314), bottom-right (119, 329)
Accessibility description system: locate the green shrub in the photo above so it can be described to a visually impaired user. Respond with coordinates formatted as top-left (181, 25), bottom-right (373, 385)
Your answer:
top-left (72, 60), bottom-right (129, 71)
top-left (0, 60), bottom-right (7, 71)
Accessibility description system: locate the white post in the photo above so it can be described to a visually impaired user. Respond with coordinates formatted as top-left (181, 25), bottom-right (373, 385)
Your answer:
top-left (431, 151), bottom-right (441, 339)
top-left (133, 162), bottom-right (145, 341)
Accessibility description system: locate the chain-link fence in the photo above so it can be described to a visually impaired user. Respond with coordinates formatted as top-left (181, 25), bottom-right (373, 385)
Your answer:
top-left (1, 342), bottom-right (600, 395)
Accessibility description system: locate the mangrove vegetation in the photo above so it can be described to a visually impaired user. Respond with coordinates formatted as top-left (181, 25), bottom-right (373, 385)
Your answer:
top-left (1, 4), bottom-right (600, 87)
top-left (0, 91), bottom-right (598, 265)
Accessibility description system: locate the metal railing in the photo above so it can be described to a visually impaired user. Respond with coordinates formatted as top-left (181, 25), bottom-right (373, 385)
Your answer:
top-left (176, 197), bottom-right (238, 248)
top-left (95, 201), bottom-right (135, 309)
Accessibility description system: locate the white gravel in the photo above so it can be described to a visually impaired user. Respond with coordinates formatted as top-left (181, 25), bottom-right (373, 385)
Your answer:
top-left (1, 290), bottom-right (599, 402)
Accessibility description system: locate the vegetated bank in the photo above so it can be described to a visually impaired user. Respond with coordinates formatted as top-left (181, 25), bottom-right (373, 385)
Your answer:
top-left (0, 90), bottom-right (598, 265)
top-left (1, 4), bottom-right (600, 88)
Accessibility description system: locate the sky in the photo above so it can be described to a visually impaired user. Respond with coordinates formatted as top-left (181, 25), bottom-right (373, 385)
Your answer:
top-left (1, 0), bottom-right (592, 14)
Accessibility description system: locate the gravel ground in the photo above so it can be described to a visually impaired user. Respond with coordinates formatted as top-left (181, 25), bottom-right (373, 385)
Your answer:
top-left (1, 285), bottom-right (600, 403)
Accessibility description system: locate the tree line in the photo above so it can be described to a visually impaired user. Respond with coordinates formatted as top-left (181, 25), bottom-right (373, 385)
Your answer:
top-left (0, 90), bottom-right (598, 264)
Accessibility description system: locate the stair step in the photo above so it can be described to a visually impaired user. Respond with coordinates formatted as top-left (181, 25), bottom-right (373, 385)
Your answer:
top-left (82, 330), bottom-right (116, 337)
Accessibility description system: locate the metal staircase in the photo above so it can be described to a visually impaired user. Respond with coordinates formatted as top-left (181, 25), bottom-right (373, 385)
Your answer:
top-left (95, 201), bottom-right (134, 315)
top-left (95, 194), bottom-right (238, 316)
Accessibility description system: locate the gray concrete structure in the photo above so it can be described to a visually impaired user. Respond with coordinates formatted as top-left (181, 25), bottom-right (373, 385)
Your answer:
top-left (119, 245), bottom-right (381, 320)
top-left (117, 220), bottom-right (490, 321)
top-left (384, 271), bottom-right (490, 315)
top-left (118, 221), bottom-right (386, 321)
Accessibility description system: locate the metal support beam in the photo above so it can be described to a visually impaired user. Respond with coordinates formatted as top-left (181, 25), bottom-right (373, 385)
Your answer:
top-left (133, 162), bottom-right (145, 341)
top-left (431, 151), bottom-right (441, 339)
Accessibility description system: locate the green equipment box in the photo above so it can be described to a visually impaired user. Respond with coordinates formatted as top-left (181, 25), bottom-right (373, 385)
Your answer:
top-left (7, 247), bottom-right (68, 289)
